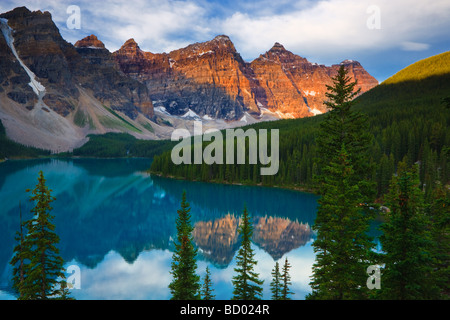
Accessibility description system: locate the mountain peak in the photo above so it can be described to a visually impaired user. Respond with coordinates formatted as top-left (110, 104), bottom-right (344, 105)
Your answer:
top-left (74, 34), bottom-right (105, 49)
top-left (339, 59), bottom-right (360, 66)
top-left (121, 38), bottom-right (140, 49)
top-left (270, 42), bottom-right (286, 51)
top-left (213, 34), bottom-right (231, 42)
top-left (0, 6), bottom-right (52, 20)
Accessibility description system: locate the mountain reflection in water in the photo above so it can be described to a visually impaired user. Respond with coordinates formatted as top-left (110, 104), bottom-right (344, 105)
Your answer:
top-left (0, 158), bottom-right (319, 299)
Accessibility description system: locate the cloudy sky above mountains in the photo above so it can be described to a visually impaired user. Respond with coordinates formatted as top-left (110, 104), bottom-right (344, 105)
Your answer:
top-left (1, 0), bottom-right (449, 82)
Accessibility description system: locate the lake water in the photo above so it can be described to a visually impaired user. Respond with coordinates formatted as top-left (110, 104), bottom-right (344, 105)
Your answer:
top-left (0, 158), bottom-right (320, 300)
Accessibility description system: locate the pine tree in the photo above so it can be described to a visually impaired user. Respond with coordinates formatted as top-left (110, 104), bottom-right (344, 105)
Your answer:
top-left (281, 257), bottom-right (293, 300)
top-left (10, 202), bottom-right (27, 296)
top-left (315, 65), bottom-right (375, 202)
top-left (232, 206), bottom-right (264, 300)
top-left (270, 261), bottom-right (282, 300)
top-left (201, 266), bottom-right (215, 300)
top-left (169, 191), bottom-right (201, 300)
top-left (308, 66), bottom-right (376, 300)
top-left (379, 163), bottom-right (435, 299)
top-left (10, 171), bottom-right (70, 300)
top-left (427, 182), bottom-right (450, 298)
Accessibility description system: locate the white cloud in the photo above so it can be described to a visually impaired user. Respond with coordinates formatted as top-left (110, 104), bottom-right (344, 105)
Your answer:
top-left (1, 0), bottom-right (449, 80)
top-left (401, 41), bottom-right (430, 51)
top-left (219, 0), bottom-right (450, 62)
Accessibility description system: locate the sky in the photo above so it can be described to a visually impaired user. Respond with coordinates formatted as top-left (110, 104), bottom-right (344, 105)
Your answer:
top-left (1, 0), bottom-right (449, 82)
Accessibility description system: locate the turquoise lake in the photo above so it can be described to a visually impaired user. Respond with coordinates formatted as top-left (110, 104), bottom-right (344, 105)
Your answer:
top-left (0, 158), bottom-right (320, 300)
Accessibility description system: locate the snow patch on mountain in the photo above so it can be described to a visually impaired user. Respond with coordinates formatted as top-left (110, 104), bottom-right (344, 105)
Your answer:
top-left (304, 90), bottom-right (317, 97)
top-left (0, 18), bottom-right (46, 99)
top-left (181, 109), bottom-right (201, 121)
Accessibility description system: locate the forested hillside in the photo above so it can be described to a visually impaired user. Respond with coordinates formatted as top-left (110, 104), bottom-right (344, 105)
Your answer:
top-left (150, 52), bottom-right (450, 200)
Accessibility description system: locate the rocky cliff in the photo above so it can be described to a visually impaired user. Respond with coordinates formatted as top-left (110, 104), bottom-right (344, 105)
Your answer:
top-left (113, 35), bottom-right (266, 120)
top-left (0, 6), bottom-right (378, 152)
top-left (113, 37), bottom-right (378, 120)
top-left (0, 7), bottom-right (155, 152)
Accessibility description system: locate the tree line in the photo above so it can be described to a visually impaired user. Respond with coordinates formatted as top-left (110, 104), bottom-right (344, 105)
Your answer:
top-left (150, 69), bottom-right (449, 203)
top-left (164, 66), bottom-right (449, 300)
top-left (7, 66), bottom-right (449, 300)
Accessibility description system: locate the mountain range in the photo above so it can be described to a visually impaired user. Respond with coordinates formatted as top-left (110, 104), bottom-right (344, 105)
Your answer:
top-left (0, 7), bottom-right (378, 152)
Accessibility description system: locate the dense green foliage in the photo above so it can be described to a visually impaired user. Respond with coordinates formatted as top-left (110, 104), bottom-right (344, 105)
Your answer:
top-left (232, 206), bottom-right (264, 300)
top-left (70, 132), bottom-right (176, 158)
top-left (308, 66), bottom-right (376, 300)
top-left (379, 162), bottom-right (436, 299)
top-left (427, 182), bottom-right (450, 297)
top-left (169, 191), bottom-right (201, 300)
top-left (10, 171), bottom-right (71, 299)
top-left (150, 53), bottom-right (450, 201)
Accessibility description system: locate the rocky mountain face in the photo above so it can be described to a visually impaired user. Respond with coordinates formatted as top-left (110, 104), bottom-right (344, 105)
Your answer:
top-left (192, 214), bottom-right (312, 265)
top-left (113, 37), bottom-right (378, 120)
top-left (0, 6), bottom-right (378, 152)
top-left (113, 35), bottom-right (265, 120)
top-left (0, 7), bottom-right (154, 152)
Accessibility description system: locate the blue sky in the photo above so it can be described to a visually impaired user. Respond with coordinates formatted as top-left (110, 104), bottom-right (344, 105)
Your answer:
top-left (1, 0), bottom-right (449, 82)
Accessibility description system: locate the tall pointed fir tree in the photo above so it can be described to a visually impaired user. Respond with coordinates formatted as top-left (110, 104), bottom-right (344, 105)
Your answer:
top-left (232, 206), bottom-right (263, 300)
top-left (10, 171), bottom-right (70, 300)
top-left (169, 191), bottom-right (201, 300)
top-left (270, 261), bottom-right (282, 300)
top-left (379, 162), bottom-right (435, 299)
top-left (281, 257), bottom-right (293, 300)
top-left (201, 266), bottom-right (215, 300)
top-left (427, 182), bottom-right (450, 298)
top-left (308, 66), bottom-right (376, 300)
top-left (10, 202), bottom-right (27, 296)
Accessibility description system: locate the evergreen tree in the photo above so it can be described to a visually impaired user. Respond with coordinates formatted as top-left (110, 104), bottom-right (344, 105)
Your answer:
top-left (281, 257), bottom-right (293, 300)
top-left (10, 202), bottom-right (27, 296)
top-left (427, 183), bottom-right (450, 298)
top-left (169, 191), bottom-right (201, 300)
top-left (232, 206), bottom-right (264, 300)
top-left (10, 171), bottom-right (69, 300)
top-left (201, 266), bottom-right (215, 300)
top-left (270, 261), bottom-right (282, 300)
top-left (308, 66), bottom-right (376, 300)
top-left (379, 162), bottom-right (435, 299)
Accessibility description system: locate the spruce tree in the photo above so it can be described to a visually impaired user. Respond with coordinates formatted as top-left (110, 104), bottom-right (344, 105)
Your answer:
top-left (308, 66), bottom-right (375, 300)
top-left (169, 191), bottom-right (201, 300)
top-left (201, 266), bottom-right (215, 300)
top-left (10, 171), bottom-right (69, 299)
top-left (10, 202), bottom-right (27, 296)
top-left (427, 183), bottom-right (450, 298)
top-left (270, 261), bottom-right (282, 300)
top-left (232, 206), bottom-right (263, 300)
top-left (379, 163), bottom-right (435, 299)
top-left (281, 257), bottom-right (293, 300)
